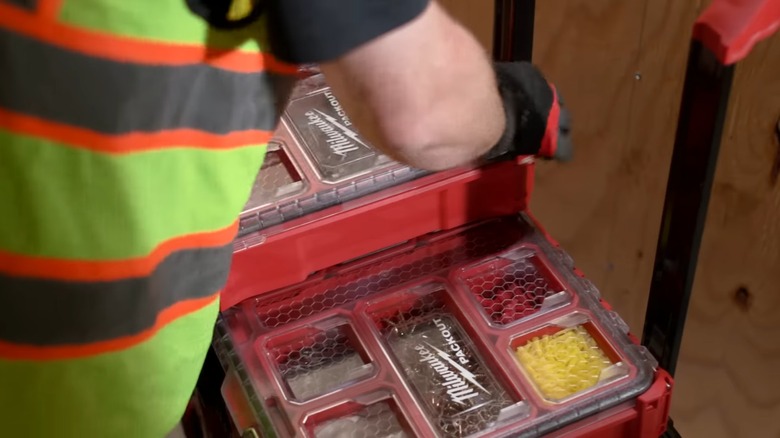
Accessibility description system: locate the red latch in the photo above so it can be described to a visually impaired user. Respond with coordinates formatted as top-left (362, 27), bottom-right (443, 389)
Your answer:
top-left (693, 0), bottom-right (780, 64)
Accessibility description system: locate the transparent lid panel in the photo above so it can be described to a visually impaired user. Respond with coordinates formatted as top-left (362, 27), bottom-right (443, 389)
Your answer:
top-left (266, 319), bottom-right (376, 402)
top-left (216, 215), bottom-right (657, 438)
top-left (310, 399), bottom-right (411, 438)
top-left (368, 288), bottom-right (519, 437)
top-left (285, 88), bottom-right (393, 184)
top-left (237, 74), bottom-right (426, 237)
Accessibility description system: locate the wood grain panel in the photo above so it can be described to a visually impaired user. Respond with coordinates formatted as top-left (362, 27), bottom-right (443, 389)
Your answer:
top-left (597, 0), bottom-right (702, 331)
top-left (530, 0), bottom-right (699, 333)
top-left (672, 34), bottom-right (780, 438)
top-left (528, 0), bottom-right (649, 302)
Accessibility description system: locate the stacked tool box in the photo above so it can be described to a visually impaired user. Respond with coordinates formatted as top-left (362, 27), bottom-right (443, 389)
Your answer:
top-left (211, 74), bottom-right (673, 438)
top-left (201, 1), bottom-right (780, 436)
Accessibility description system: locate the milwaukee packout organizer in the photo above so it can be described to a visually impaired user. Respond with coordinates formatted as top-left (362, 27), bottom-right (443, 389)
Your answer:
top-left (212, 67), bottom-right (671, 438)
top-left (208, 0), bottom-right (780, 436)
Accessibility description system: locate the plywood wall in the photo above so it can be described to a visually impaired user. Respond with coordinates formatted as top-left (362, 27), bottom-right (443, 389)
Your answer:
top-left (440, 1), bottom-right (780, 437)
top-left (672, 34), bottom-right (780, 438)
top-left (529, 0), bottom-right (700, 333)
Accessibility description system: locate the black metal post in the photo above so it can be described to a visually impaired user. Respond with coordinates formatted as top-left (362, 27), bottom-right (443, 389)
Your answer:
top-left (662, 418), bottom-right (684, 438)
top-left (493, 0), bottom-right (535, 62)
top-left (641, 40), bottom-right (735, 376)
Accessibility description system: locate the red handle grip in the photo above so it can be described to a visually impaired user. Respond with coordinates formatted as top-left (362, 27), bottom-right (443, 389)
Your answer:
top-left (693, 0), bottom-right (780, 64)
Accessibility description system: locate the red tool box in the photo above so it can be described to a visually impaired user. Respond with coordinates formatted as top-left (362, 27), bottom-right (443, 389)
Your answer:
top-left (197, 1), bottom-right (780, 437)
top-left (211, 73), bottom-right (673, 438)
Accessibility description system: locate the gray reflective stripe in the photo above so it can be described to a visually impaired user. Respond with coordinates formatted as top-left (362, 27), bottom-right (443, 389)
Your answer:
top-left (0, 245), bottom-right (232, 346)
top-left (0, 27), bottom-right (295, 135)
top-left (2, 0), bottom-right (36, 9)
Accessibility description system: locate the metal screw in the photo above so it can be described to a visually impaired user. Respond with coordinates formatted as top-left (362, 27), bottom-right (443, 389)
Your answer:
top-left (733, 285), bottom-right (753, 311)
top-left (634, 72), bottom-right (642, 81)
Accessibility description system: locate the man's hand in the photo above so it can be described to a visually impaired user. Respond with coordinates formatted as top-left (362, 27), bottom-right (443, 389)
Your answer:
top-left (485, 62), bottom-right (573, 163)
top-left (318, 1), bottom-right (572, 171)
top-left (319, 1), bottom-right (505, 171)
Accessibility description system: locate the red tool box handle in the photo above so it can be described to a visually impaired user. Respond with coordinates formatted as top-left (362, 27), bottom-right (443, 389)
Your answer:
top-left (693, 0), bottom-right (780, 65)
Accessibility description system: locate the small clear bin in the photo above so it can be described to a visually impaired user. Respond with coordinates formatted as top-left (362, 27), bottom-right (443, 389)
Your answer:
top-left (364, 285), bottom-right (528, 437)
top-left (242, 141), bottom-right (306, 215)
top-left (456, 247), bottom-right (570, 327)
top-left (510, 313), bottom-right (630, 404)
top-left (264, 318), bottom-right (376, 402)
top-left (285, 87), bottom-right (394, 184)
top-left (307, 396), bottom-right (413, 438)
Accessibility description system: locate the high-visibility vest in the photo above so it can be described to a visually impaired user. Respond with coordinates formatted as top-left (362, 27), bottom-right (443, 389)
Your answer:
top-left (0, 1), bottom-right (298, 436)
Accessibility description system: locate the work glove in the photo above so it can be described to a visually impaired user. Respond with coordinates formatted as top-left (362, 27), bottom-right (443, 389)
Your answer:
top-left (484, 62), bottom-right (574, 162)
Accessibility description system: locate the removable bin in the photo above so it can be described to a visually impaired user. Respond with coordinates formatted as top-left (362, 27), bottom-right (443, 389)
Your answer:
top-left (306, 396), bottom-right (412, 438)
top-left (364, 285), bottom-right (527, 438)
top-left (509, 313), bottom-right (630, 404)
top-left (285, 86), bottom-right (395, 183)
top-left (455, 247), bottom-right (570, 327)
top-left (264, 318), bottom-right (375, 402)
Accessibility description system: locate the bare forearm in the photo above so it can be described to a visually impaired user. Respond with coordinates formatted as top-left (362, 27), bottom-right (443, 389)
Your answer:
top-left (320, 1), bottom-right (504, 171)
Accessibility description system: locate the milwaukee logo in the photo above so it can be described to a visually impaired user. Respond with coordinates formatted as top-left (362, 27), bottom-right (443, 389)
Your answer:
top-left (434, 317), bottom-right (469, 364)
top-left (414, 318), bottom-right (491, 406)
top-left (324, 90), bottom-right (351, 124)
top-left (304, 91), bottom-right (368, 157)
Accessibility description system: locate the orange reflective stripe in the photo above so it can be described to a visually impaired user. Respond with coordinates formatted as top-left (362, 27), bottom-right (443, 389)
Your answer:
top-left (0, 221), bottom-right (239, 282)
top-left (0, 3), bottom-right (299, 74)
top-left (36, 0), bottom-right (60, 18)
top-left (0, 108), bottom-right (273, 154)
top-left (1, 245), bottom-right (231, 346)
top-left (0, 293), bottom-right (219, 360)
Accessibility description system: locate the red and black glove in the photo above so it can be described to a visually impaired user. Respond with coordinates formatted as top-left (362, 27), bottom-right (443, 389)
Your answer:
top-left (484, 62), bottom-right (573, 162)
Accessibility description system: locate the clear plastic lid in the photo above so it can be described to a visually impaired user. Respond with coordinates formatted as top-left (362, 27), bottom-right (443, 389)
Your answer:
top-left (365, 286), bottom-right (523, 437)
top-left (215, 214), bottom-right (657, 437)
top-left (285, 87), bottom-right (394, 183)
top-left (238, 75), bottom-right (427, 237)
